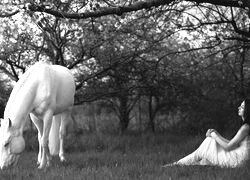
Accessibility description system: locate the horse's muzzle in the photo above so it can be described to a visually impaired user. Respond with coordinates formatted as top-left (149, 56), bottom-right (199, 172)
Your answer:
top-left (0, 155), bottom-right (19, 169)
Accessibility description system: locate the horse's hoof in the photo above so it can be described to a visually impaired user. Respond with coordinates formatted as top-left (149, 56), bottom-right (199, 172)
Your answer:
top-left (59, 154), bottom-right (66, 162)
top-left (38, 162), bottom-right (46, 169)
top-left (60, 157), bottom-right (66, 162)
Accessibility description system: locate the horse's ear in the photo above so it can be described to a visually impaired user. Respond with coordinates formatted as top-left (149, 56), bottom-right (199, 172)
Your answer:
top-left (8, 118), bottom-right (12, 128)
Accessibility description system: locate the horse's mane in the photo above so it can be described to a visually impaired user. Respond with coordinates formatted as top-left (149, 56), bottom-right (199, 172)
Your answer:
top-left (4, 62), bottom-right (47, 118)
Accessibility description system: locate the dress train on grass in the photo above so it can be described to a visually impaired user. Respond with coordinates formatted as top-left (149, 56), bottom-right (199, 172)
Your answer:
top-left (164, 136), bottom-right (250, 168)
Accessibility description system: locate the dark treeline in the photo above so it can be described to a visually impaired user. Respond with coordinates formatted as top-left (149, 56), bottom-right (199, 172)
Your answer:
top-left (0, 1), bottom-right (250, 134)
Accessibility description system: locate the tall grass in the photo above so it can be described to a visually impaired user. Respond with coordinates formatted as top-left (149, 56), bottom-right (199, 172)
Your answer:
top-left (1, 132), bottom-right (250, 180)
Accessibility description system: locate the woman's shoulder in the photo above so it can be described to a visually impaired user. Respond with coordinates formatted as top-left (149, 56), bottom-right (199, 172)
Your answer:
top-left (240, 123), bottom-right (250, 133)
top-left (242, 123), bottom-right (250, 128)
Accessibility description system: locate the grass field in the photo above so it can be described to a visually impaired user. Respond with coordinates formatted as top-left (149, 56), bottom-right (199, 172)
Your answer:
top-left (0, 132), bottom-right (250, 180)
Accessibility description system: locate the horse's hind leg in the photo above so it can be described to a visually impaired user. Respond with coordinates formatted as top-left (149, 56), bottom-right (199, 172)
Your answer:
top-left (59, 111), bottom-right (70, 162)
top-left (30, 113), bottom-right (43, 166)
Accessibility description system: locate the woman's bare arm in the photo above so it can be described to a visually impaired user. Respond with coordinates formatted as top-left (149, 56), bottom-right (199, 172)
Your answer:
top-left (214, 132), bottom-right (230, 143)
top-left (211, 124), bottom-right (250, 151)
top-left (207, 129), bottom-right (229, 143)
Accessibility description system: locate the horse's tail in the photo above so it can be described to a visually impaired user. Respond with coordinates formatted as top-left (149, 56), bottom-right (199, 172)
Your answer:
top-left (49, 115), bottom-right (61, 155)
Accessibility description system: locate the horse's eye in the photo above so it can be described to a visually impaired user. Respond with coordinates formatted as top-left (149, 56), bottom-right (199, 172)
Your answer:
top-left (4, 142), bottom-right (10, 147)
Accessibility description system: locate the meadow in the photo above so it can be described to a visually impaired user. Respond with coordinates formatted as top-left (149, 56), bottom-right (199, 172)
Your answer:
top-left (0, 132), bottom-right (250, 180)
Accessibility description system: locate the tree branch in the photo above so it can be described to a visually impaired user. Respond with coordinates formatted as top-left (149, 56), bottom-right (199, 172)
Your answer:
top-left (27, 0), bottom-right (244, 20)
top-left (0, 10), bottom-right (19, 18)
top-left (0, 0), bottom-right (245, 19)
top-left (27, 0), bottom-right (172, 19)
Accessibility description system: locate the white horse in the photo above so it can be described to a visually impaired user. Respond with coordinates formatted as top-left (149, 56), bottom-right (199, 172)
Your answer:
top-left (0, 62), bottom-right (75, 169)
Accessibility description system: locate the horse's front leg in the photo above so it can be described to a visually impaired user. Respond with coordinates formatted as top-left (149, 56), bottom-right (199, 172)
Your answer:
top-left (30, 114), bottom-right (43, 166)
top-left (38, 110), bottom-right (53, 169)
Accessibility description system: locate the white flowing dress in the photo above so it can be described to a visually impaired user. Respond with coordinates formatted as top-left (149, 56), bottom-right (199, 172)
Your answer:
top-left (175, 136), bottom-right (250, 167)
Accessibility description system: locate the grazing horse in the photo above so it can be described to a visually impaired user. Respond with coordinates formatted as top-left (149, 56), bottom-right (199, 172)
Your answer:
top-left (0, 62), bottom-right (75, 169)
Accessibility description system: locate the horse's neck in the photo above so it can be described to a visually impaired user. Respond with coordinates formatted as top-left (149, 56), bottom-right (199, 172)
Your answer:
top-left (4, 94), bottom-right (35, 131)
top-left (4, 66), bottom-right (38, 130)
top-left (5, 64), bottom-right (38, 112)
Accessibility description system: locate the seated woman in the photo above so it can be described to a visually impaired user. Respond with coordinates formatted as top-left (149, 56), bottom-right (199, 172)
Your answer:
top-left (164, 99), bottom-right (250, 167)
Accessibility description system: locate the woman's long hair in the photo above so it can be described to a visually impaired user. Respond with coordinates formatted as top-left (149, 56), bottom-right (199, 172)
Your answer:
top-left (243, 99), bottom-right (250, 125)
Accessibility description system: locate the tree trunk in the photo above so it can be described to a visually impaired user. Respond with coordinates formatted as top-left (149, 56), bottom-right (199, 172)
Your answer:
top-left (138, 97), bottom-right (142, 132)
top-left (240, 44), bottom-right (246, 98)
top-left (148, 93), bottom-right (155, 133)
top-left (118, 95), bottom-right (130, 134)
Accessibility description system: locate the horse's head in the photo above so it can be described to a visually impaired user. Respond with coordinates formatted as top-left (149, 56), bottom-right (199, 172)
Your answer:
top-left (0, 118), bottom-right (25, 169)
